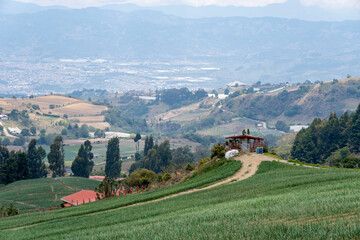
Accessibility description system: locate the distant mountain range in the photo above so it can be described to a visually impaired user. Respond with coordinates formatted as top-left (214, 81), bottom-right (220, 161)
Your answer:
top-left (0, 0), bottom-right (359, 86)
top-left (2, 0), bottom-right (360, 21)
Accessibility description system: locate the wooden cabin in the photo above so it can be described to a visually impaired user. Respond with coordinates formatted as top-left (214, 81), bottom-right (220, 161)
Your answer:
top-left (226, 135), bottom-right (265, 152)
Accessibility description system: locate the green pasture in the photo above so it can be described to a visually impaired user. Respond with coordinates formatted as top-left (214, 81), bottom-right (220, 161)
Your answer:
top-left (2, 161), bottom-right (360, 239)
top-left (0, 177), bottom-right (99, 211)
top-left (0, 160), bottom-right (241, 231)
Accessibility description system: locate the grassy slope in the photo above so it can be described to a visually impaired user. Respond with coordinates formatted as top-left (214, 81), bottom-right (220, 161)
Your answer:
top-left (0, 177), bottom-right (99, 211)
top-left (2, 161), bottom-right (360, 239)
top-left (0, 160), bottom-right (242, 232)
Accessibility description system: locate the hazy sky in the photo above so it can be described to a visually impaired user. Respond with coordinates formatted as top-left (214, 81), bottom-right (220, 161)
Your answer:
top-left (14, 0), bottom-right (360, 9)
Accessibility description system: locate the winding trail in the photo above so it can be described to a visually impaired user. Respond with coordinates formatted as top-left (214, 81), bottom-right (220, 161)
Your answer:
top-left (87, 153), bottom-right (277, 216)
top-left (6, 153), bottom-right (277, 230)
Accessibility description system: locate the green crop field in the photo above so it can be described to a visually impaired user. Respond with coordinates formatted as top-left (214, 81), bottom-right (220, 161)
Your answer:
top-left (2, 161), bottom-right (360, 239)
top-left (0, 177), bottom-right (99, 211)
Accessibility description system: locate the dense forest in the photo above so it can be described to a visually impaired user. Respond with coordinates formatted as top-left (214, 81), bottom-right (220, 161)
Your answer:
top-left (291, 104), bottom-right (360, 167)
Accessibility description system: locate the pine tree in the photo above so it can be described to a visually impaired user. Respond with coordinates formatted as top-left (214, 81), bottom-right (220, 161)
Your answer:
top-left (144, 135), bottom-right (154, 156)
top-left (28, 139), bottom-right (47, 179)
top-left (47, 136), bottom-right (65, 178)
top-left (71, 140), bottom-right (94, 178)
top-left (16, 152), bottom-right (30, 180)
top-left (349, 104), bottom-right (360, 152)
top-left (105, 137), bottom-right (121, 178)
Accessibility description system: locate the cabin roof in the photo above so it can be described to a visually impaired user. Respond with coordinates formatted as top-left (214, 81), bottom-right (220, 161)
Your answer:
top-left (225, 135), bottom-right (264, 140)
top-left (61, 190), bottom-right (98, 206)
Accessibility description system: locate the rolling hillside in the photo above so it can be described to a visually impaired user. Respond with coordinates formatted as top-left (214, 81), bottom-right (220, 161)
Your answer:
top-left (0, 95), bottom-right (109, 133)
top-left (0, 177), bottom-right (99, 211)
top-left (1, 155), bottom-right (360, 239)
top-left (220, 77), bottom-right (360, 125)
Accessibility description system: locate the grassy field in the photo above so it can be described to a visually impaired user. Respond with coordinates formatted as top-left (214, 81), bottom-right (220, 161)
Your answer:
top-left (0, 177), bottom-right (99, 211)
top-left (2, 161), bottom-right (360, 239)
top-left (0, 160), bottom-right (241, 231)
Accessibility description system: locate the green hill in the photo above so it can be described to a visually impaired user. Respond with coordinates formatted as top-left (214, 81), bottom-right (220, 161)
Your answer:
top-left (2, 160), bottom-right (360, 239)
top-left (0, 177), bottom-right (99, 211)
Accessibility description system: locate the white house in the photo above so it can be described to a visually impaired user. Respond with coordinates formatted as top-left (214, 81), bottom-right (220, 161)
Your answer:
top-left (8, 127), bottom-right (21, 135)
top-left (0, 114), bottom-right (8, 120)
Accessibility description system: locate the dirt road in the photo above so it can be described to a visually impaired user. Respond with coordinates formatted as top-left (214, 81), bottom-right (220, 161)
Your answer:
top-left (87, 153), bottom-right (277, 216)
top-left (0, 121), bottom-right (18, 139)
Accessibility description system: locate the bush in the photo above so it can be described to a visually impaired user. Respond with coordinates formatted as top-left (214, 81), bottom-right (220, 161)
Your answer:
top-left (211, 142), bottom-right (226, 159)
top-left (125, 169), bottom-right (158, 187)
top-left (185, 163), bottom-right (195, 171)
top-left (61, 128), bottom-right (68, 136)
top-left (162, 172), bottom-right (171, 181)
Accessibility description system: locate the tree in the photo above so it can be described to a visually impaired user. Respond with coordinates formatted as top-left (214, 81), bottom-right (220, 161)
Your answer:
top-left (275, 121), bottom-right (290, 133)
top-left (95, 177), bottom-right (120, 199)
top-left (21, 128), bottom-right (30, 136)
top-left (224, 88), bottom-right (230, 95)
top-left (79, 124), bottom-right (89, 138)
top-left (71, 140), bottom-right (94, 178)
top-left (28, 139), bottom-right (47, 179)
top-left (30, 127), bottom-right (36, 135)
top-left (134, 133), bottom-right (141, 153)
top-left (13, 136), bottom-right (26, 146)
top-left (0, 144), bottom-right (10, 184)
top-left (61, 128), bottom-right (67, 136)
top-left (172, 146), bottom-right (194, 166)
top-left (47, 136), bottom-right (65, 178)
top-left (144, 135), bottom-right (154, 156)
top-left (94, 129), bottom-right (105, 138)
top-left (105, 137), bottom-right (121, 178)
top-left (125, 169), bottom-right (157, 188)
top-left (16, 151), bottom-right (30, 180)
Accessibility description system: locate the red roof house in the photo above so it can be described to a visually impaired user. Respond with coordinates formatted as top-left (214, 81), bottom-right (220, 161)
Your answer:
top-left (61, 190), bottom-right (98, 206)
top-left (226, 135), bottom-right (265, 152)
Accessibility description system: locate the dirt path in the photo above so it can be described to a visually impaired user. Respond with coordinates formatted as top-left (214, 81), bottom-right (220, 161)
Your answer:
top-left (55, 179), bottom-right (74, 191)
top-left (87, 153), bottom-right (277, 216)
top-left (49, 184), bottom-right (58, 202)
top-left (0, 121), bottom-right (18, 139)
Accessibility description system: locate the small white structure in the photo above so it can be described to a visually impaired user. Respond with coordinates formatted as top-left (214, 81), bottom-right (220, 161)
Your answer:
top-left (0, 114), bottom-right (8, 120)
top-left (8, 127), bottom-right (21, 135)
top-left (138, 96), bottom-right (156, 101)
top-left (290, 125), bottom-right (309, 132)
top-left (105, 132), bottom-right (131, 139)
top-left (225, 149), bottom-right (239, 159)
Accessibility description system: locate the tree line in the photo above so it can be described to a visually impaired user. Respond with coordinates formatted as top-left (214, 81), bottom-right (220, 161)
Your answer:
top-left (291, 104), bottom-right (360, 166)
top-left (0, 135), bottom-right (123, 185)
top-left (129, 135), bottom-right (195, 174)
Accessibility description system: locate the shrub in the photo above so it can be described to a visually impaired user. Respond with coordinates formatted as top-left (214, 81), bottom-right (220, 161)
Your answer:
top-left (163, 172), bottom-right (171, 181)
top-left (125, 169), bottom-right (158, 187)
top-left (211, 142), bottom-right (226, 159)
top-left (185, 163), bottom-right (195, 171)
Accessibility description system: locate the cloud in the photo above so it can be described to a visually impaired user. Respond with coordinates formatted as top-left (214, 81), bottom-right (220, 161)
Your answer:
top-left (301, 0), bottom-right (360, 9)
top-left (14, 0), bottom-right (360, 8)
top-left (14, 0), bottom-right (287, 8)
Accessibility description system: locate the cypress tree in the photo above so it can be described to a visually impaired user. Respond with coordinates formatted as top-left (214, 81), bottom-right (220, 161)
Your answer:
top-left (105, 137), bottom-right (121, 178)
top-left (28, 139), bottom-right (47, 179)
top-left (16, 152), bottom-right (30, 181)
top-left (71, 140), bottom-right (94, 178)
top-left (47, 136), bottom-right (65, 178)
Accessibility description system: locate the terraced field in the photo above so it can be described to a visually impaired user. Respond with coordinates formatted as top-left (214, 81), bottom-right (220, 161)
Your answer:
top-left (2, 156), bottom-right (360, 239)
top-left (0, 177), bottom-right (99, 211)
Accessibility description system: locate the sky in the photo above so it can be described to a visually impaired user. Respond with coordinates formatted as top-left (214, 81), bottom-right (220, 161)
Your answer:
top-left (13, 0), bottom-right (360, 9)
